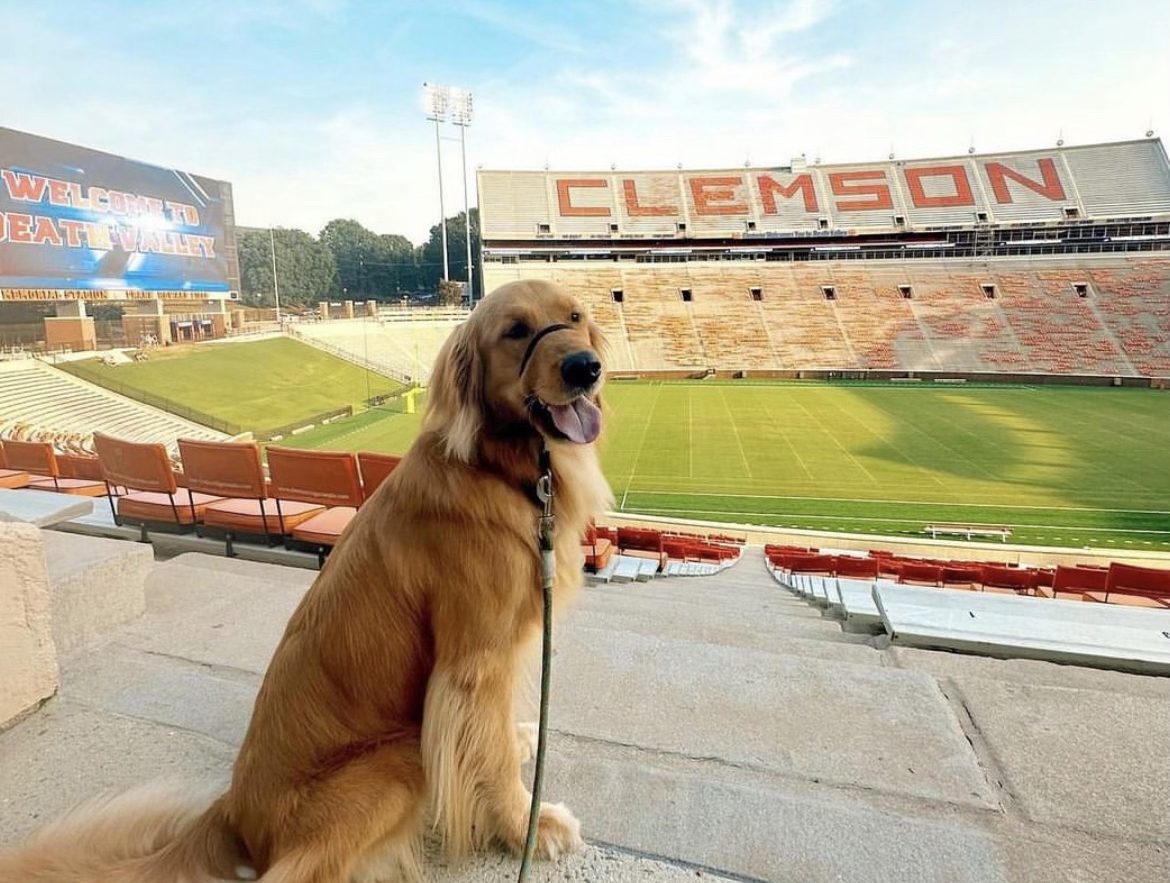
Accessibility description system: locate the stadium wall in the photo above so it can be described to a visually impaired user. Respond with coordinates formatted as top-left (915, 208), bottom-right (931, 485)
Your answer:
top-left (479, 139), bottom-right (1170, 239)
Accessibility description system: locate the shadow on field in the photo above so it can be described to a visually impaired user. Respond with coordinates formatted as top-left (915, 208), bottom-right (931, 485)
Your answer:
top-left (846, 386), bottom-right (1170, 539)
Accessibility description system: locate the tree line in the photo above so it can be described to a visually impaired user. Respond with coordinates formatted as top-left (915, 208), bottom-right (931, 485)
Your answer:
top-left (236, 209), bottom-right (481, 308)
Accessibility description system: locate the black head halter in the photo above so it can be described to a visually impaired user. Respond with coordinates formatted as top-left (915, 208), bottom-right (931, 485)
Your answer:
top-left (518, 323), bottom-right (572, 378)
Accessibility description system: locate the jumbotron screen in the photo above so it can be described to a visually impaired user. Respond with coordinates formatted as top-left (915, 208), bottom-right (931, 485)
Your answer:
top-left (0, 127), bottom-right (237, 298)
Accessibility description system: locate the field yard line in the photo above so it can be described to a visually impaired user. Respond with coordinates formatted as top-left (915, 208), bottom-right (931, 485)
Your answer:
top-left (758, 401), bottom-right (815, 481)
top-left (817, 400), bottom-right (952, 487)
top-left (785, 394), bottom-right (884, 486)
top-left (1031, 390), bottom-right (1170, 444)
top-left (627, 488), bottom-right (1170, 516)
top-left (628, 505), bottom-right (1170, 535)
top-left (291, 412), bottom-right (383, 449)
top-left (687, 387), bottom-right (694, 478)
top-left (635, 382), bottom-right (1040, 392)
top-left (993, 393), bottom-right (1160, 495)
top-left (620, 382), bottom-right (665, 511)
top-left (718, 387), bottom-right (754, 479)
top-left (861, 398), bottom-right (1001, 481)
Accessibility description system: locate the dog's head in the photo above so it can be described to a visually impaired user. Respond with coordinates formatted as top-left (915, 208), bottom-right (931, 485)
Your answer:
top-left (425, 280), bottom-right (607, 463)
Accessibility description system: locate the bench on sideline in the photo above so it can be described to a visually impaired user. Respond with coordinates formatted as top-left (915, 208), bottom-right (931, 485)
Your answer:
top-left (924, 523), bottom-right (1012, 542)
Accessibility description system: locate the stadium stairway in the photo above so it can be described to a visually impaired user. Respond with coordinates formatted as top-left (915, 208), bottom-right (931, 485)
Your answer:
top-left (1, 545), bottom-right (1167, 882)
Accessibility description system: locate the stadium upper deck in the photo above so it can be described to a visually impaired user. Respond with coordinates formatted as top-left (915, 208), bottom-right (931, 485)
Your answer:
top-left (478, 139), bottom-right (1170, 244)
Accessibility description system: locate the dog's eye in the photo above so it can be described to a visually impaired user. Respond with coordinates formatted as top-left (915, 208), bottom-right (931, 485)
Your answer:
top-left (504, 321), bottom-right (530, 340)
top-left (570, 311), bottom-right (581, 323)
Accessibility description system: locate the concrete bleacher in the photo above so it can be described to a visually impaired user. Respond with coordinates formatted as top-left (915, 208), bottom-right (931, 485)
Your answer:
top-left (1, 542), bottom-right (1167, 882)
top-left (768, 545), bottom-right (1170, 670)
top-left (0, 360), bottom-right (224, 449)
top-left (291, 313), bottom-right (467, 383)
top-left (486, 256), bottom-right (1170, 377)
top-left (873, 581), bottom-right (1170, 673)
top-left (1088, 259), bottom-right (1170, 375)
top-left (996, 269), bottom-right (1135, 375)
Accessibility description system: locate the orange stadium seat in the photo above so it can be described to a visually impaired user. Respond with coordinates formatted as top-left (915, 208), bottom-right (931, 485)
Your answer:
top-left (941, 565), bottom-right (983, 590)
top-left (177, 439), bottom-right (325, 551)
top-left (898, 562), bottom-right (943, 586)
top-left (1040, 565), bottom-right (1109, 600)
top-left (980, 565), bottom-right (1036, 596)
top-left (357, 451), bottom-right (402, 501)
top-left (93, 433), bottom-right (224, 532)
top-left (834, 557), bottom-right (878, 580)
top-left (265, 447), bottom-right (364, 565)
top-left (1, 439), bottom-right (105, 496)
top-left (0, 443), bottom-right (31, 489)
top-left (1083, 563), bottom-right (1170, 608)
top-left (582, 524), bottom-right (615, 572)
top-left (56, 452), bottom-right (105, 482)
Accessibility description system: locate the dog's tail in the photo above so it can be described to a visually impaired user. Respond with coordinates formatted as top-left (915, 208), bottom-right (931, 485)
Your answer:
top-left (0, 782), bottom-right (248, 883)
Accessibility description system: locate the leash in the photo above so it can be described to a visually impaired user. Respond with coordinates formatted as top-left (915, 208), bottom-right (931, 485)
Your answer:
top-left (518, 445), bottom-right (555, 883)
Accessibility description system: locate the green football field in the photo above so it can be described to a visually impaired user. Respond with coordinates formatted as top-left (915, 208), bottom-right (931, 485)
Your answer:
top-left (62, 338), bottom-right (406, 437)
top-left (288, 380), bottom-right (1170, 552)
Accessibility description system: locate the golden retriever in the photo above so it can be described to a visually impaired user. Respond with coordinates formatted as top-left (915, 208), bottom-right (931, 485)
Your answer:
top-left (0, 279), bottom-right (613, 883)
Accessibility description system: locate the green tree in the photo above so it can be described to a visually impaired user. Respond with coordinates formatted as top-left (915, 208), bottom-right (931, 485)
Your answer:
top-left (237, 228), bottom-right (338, 308)
top-left (418, 208), bottom-right (481, 302)
top-left (319, 219), bottom-right (420, 301)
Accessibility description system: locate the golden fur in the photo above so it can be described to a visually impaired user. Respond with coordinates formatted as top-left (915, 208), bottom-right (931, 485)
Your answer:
top-left (0, 280), bottom-right (613, 883)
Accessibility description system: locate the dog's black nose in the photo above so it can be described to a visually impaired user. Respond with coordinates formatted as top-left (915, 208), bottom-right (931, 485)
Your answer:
top-left (561, 351), bottom-right (602, 388)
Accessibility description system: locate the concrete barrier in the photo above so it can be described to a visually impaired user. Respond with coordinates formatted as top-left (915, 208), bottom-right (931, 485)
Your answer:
top-left (42, 532), bottom-right (153, 656)
top-left (0, 523), bottom-right (58, 728)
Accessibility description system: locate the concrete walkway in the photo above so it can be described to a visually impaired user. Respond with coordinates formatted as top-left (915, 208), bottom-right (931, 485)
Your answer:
top-left (1, 551), bottom-right (1167, 882)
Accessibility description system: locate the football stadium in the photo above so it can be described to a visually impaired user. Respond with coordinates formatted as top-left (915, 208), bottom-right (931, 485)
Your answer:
top-left (2, 7), bottom-right (1170, 882)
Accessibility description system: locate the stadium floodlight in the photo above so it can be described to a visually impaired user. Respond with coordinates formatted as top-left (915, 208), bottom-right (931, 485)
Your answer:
top-left (449, 87), bottom-right (475, 305)
top-left (449, 88), bottom-right (473, 127)
top-left (423, 83), bottom-right (449, 122)
top-left (423, 82), bottom-right (450, 282)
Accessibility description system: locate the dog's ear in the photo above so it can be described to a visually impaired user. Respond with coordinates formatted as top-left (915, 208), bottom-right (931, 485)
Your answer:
top-left (424, 321), bottom-right (483, 462)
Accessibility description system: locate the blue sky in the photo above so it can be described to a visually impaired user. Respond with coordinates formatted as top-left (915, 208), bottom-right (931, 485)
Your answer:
top-left (5, 0), bottom-right (1168, 242)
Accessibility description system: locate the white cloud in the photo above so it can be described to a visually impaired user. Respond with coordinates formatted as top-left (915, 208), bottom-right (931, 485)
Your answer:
top-left (3, 0), bottom-right (1168, 243)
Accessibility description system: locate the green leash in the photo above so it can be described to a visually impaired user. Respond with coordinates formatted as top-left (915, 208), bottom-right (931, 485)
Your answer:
top-left (518, 449), bottom-right (556, 882)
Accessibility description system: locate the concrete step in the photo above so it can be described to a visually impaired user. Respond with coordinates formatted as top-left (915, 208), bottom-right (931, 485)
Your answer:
top-left (41, 531), bottom-right (153, 656)
top-left (118, 554), bottom-right (315, 674)
top-left (579, 583), bottom-right (857, 639)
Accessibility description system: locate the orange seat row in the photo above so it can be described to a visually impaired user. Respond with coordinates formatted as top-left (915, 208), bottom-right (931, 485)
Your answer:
top-left (768, 546), bottom-right (1170, 609)
top-left (3, 434), bottom-right (401, 566)
top-left (0, 440), bottom-right (107, 496)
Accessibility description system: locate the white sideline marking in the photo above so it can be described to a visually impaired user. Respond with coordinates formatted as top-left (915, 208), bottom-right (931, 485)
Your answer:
top-left (626, 489), bottom-right (1170, 517)
top-left (627, 505), bottom-right (1170, 536)
top-left (785, 394), bottom-right (885, 486)
top-left (620, 382), bottom-right (664, 511)
top-left (718, 386), bottom-right (754, 479)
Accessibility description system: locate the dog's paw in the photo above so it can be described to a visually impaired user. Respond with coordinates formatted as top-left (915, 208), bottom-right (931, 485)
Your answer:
top-left (530, 802), bottom-right (584, 860)
top-left (515, 721), bottom-right (538, 764)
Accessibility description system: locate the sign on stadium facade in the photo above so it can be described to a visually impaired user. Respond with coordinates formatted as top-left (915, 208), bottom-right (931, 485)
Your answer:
top-left (478, 139), bottom-right (1170, 239)
top-left (0, 126), bottom-right (240, 301)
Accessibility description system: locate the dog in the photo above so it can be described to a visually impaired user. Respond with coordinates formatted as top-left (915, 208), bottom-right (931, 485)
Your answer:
top-left (0, 279), bottom-right (613, 883)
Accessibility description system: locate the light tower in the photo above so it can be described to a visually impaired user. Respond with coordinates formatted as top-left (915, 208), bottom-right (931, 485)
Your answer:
top-left (423, 83), bottom-right (450, 282)
top-left (450, 87), bottom-right (474, 305)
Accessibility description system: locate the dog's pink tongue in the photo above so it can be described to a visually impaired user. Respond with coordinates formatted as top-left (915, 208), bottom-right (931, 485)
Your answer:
top-left (549, 397), bottom-right (602, 444)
